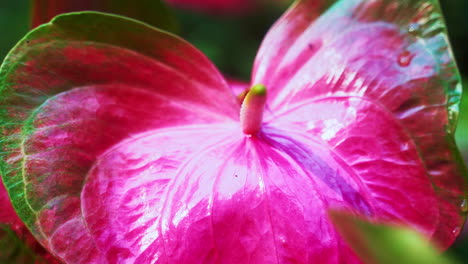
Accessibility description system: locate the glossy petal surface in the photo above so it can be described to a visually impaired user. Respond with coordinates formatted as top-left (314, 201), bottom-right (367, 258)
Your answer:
top-left (0, 12), bottom-right (237, 263)
top-left (82, 124), bottom-right (365, 263)
top-left (81, 99), bottom-right (442, 262)
top-left (254, 0), bottom-right (467, 247)
top-left (0, 0), bottom-right (466, 263)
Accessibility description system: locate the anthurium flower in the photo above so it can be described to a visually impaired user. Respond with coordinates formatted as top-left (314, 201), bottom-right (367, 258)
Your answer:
top-left (1, 0), bottom-right (467, 263)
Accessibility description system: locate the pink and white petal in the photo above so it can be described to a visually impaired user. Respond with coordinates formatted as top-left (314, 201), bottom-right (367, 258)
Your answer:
top-left (85, 124), bottom-right (379, 263)
top-left (81, 95), bottom-right (440, 262)
top-left (81, 124), bottom-right (240, 263)
top-left (22, 81), bottom-right (238, 263)
top-left (254, 0), bottom-right (467, 247)
top-left (0, 12), bottom-right (238, 263)
top-left (268, 95), bottom-right (444, 245)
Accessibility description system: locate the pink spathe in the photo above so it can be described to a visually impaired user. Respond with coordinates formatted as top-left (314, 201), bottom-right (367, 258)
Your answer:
top-left (0, 0), bottom-right (466, 263)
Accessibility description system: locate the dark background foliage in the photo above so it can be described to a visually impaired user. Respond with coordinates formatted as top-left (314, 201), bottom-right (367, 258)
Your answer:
top-left (0, 0), bottom-right (467, 262)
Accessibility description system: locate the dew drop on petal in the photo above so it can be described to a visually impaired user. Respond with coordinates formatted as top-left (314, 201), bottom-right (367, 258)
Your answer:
top-left (446, 108), bottom-right (459, 132)
top-left (407, 23), bottom-right (421, 36)
top-left (452, 226), bottom-right (461, 236)
top-left (12, 224), bottom-right (22, 232)
top-left (460, 199), bottom-right (468, 213)
top-left (278, 235), bottom-right (287, 245)
top-left (398, 51), bottom-right (413, 67)
top-left (448, 109), bottom-right (457, 122)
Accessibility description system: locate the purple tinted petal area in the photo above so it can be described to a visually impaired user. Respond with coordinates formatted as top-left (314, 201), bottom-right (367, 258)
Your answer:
top-left (254, 0), bottom-right (466, 247)
top-left (82, 124), bottom-right (380, 263)
top-left (268, 97), bottom-right (439, 234)
top-left (80, 95), bottom-right (440, 262)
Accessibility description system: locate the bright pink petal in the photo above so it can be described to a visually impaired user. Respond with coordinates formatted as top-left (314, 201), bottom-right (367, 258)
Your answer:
top-left (226, 77), bottom-right (249, 96)
top-left (79, 95), bottom-right (454, 262)
top-left (267, 97), bottom-right (439, 233)
top-left (254, 0), bottom-right (467, 248)
top-left (83, 97), bottom-right (442, 262)
top-left (81, 124), bottom-right (239, 263)
top-left (0, 13), bottom-right (237, 263)
top-left (1, 1), bottom-right (465, 263)
top-left (82, 122), bottom-right (370, 263)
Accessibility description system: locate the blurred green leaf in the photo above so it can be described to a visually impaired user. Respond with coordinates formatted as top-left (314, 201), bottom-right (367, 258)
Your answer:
top-left (31, 0), bottom-right (179, 33)
top-left (329, 210), bottom-right (460, 264)
top-left (0, 1), bottom-right (29, 61)
top-left (175, 4), bottom-right (285, 81)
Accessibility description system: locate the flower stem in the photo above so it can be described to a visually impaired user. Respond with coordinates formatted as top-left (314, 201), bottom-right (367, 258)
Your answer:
top-left (240, 84), bottom-right (267, 135)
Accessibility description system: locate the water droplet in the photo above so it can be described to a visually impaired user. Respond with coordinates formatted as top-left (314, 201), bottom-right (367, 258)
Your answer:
top-left (407, 23), bottom-right (421, 36)
top-left (448, 109), bottom-right (457, 122)
top-left (452, 227), bottom-right (461, 236)
top-left (398, 51), bottom-right (413, 67)
top-left (278, 235), bottom-right (287, 245)
top-left (12, 224), bottom-right (22, 232)
top-left (460, 199), bottom-right (468, 213)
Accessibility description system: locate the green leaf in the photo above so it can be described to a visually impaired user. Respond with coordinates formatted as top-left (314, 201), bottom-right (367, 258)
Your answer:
top-left (31, 0), bottom-right (179, 33)
top-left (455, 79), bottom-right (468, 150)
top-left (329, 210), bottom-right (461, 264)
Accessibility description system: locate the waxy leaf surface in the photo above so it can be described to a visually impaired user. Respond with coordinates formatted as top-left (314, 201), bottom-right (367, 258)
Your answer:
top-left (254, 0), bottom-right (467, 247)
top-left (0, 0), bottom-right (467, 263)
top-left (329, 210), bottom-right (459, 264)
